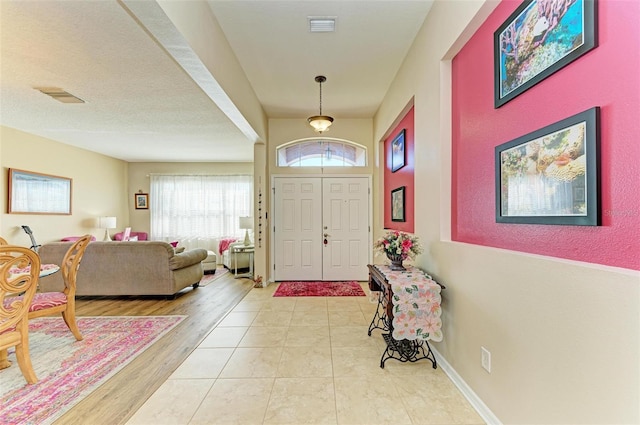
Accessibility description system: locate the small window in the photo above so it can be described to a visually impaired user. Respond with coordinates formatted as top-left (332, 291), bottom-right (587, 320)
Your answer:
top-left (277, 140), bottom-right (366, 167)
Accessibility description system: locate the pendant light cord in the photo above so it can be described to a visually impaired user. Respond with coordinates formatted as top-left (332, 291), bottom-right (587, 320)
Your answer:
top-left (318, 81), bottom-right (323, 115)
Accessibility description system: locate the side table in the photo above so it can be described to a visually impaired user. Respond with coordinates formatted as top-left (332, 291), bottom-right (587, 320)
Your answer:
top-left (367, 264), bottom-right (443, 369)
top-left (232, 245), bottom-right (254, 279)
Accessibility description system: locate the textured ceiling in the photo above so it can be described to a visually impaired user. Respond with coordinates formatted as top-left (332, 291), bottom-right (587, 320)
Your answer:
top-left (0, 1), bottom-right (433, 162)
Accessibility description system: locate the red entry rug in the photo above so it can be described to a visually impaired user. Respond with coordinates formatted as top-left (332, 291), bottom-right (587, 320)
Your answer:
top-left (273, 281), bottom-right (366, 297)
top-left (0, 315), bottom-right (185, 425)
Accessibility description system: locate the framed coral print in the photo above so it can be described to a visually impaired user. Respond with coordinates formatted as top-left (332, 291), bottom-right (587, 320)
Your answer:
top-left (494, 0), bottom-right (597, 108)
top-left (135, 193), bottom-right (149, 210)
top-left (495, 107), bottom-right (600, 225)
top-left (391, 186), bottom-right (406, 222)
top-left (8, 168), bottom-right (72, 215)
top-left (391, 129), bottom-right (406, 172)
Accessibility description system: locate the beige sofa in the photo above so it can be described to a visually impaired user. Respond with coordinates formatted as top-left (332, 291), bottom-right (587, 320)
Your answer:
top-left (38, 241), bottom-right (208, 297)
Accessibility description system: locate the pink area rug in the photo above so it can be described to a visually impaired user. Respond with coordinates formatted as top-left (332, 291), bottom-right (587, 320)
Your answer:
top-left (199, 267), bottom-right (229, 286)
top-left (273, 281), bottom-right (365, 297)
top-left (0, 315), bottom-right (185, 425)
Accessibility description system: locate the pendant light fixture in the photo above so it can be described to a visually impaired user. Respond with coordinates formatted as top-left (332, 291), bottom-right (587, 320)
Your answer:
top-left (307, 75), bottom-right (334, 133)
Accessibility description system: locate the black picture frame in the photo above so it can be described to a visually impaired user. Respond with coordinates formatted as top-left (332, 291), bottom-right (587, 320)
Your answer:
top-left (135, 193), bottom-right (149, 210)
top-left (495, 107), bottom-right (600, 225)
top-left (391, 186), bottom-right (406, 222)
top-left (391, 129), bottom-right (406, 172)
top-left (494, 0), bottom-right (597, 108)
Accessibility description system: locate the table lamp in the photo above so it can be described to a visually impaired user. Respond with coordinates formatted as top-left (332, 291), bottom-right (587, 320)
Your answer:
top-left (239, 216), bottom-right (253, 246)
top-left (99, 216), bottom-right (117, 241)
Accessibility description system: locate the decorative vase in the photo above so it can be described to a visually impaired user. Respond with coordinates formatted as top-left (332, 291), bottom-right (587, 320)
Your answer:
top-left (386, 253), bottom-right (406, 271)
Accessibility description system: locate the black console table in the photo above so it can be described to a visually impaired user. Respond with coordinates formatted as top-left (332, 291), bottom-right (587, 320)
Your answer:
top-left (367, 264), bottom-right (443, 369)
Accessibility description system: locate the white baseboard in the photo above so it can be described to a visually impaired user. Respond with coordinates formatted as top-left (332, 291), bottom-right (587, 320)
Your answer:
top-left (432, 347), bottom-right (502, 425)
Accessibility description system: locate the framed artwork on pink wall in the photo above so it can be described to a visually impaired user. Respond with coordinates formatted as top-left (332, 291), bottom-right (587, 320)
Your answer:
top-left (495, 107), bottom-right (600, 225)
top-left (391, 129), bottom-right (406, 172)
top-left (494, 0), bottom-right (597, 108)
top-left (391, 186), bottom-right (406, 222)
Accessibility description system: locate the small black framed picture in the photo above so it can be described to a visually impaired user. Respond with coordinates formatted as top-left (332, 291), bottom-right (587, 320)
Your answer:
top-left (391, 129), bottom-right (406, 172)
top-left (391, 186), bottom-right (406, 222)
top-left (135, 193), bottom-right (149, 210)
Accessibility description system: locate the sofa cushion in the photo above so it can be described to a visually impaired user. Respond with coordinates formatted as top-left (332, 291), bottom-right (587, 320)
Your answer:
top-left (169, 248), bottom-right (208, 271)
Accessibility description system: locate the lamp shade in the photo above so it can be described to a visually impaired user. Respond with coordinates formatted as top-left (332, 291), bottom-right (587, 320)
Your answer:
top-left (308, 115), bottom-right (334, 133)
top-left (99, 216), bottom-right (117, 229)
top-left (239, 216), bottom-right (253, 230)
top-left (98, 216), bottom-right (116, 241)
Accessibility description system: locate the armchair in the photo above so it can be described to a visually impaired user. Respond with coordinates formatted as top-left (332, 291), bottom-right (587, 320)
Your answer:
top-left (222, 242), bottom-right (251, 271)
top-left (0, 245), bottom-right (40, 384)
top-left (27, 234), bottom-right (91, 341)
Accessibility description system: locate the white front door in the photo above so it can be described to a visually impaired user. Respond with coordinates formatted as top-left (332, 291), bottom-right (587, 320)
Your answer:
top-left (273, 178), bottom-right (323, 281)
top-left (273, 176), bottom-right (370, 281)
top-left (322, 177), bottom-right (370, 281)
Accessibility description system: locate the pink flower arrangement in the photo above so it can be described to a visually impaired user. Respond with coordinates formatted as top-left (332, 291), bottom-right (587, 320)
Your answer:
top-left (373, 230), bottom-right (423, 260)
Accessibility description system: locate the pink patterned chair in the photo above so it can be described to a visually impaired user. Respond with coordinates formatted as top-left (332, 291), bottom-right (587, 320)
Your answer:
top-left (27, 234), bottom-right (92, 341)
top-left (0, 245), bottom-right (40, 384)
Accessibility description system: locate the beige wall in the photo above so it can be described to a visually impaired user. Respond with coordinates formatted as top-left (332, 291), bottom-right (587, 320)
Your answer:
top-left (127, 161), bottom-right (254, 236)
top-left (253, 142), bottom-right (267, 282)
top-left (0, 126), bottom-right (128, 245)
top-left (376, 1), bottom-right (639, 424)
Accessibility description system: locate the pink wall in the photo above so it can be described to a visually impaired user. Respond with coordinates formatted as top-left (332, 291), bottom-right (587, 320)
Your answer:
top-left (452, 0), bottom-right (640, 270)
top-left (384, 107), bottom-right (414, 233)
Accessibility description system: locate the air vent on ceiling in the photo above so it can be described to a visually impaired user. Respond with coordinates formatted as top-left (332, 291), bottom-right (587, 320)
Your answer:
top-left (34, 87), bottom-right (85, 104)
top-left (308, 17), bottom-right (336, 33)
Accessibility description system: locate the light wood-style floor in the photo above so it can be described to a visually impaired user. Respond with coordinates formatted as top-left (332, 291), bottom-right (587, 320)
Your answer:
top-left (55, 269), bottom-right (253, 425)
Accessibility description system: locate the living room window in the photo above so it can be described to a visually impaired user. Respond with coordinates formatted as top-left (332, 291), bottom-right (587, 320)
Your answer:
top-left (277, 139), bottom-right (367, 167)
top-left (150, 174), bottom-right (252, 250)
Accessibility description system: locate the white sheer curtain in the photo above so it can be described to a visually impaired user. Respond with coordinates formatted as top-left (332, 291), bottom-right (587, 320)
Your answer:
top-left (150, 174), bottom-right (252, 252)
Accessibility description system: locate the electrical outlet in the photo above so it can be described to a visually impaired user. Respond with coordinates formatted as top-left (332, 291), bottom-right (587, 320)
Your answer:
top-left (481, 347), bottom-right (491, 373)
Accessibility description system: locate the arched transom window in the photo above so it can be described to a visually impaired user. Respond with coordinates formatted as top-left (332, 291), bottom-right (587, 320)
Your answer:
top-left (277, 139), bottom-right (367, 167)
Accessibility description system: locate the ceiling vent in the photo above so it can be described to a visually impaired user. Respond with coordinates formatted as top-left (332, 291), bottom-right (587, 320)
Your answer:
top-left (34, 87), bottom-right (85, 104)
top-left (308, 17), bottom-right (336, 33)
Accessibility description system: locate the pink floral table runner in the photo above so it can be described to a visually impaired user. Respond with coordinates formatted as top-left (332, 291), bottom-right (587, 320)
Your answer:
top-left (374, 264), bottom-right (443, 342)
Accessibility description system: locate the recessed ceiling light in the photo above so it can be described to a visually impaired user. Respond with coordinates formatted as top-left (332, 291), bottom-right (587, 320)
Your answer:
top-left (34, 87), bottom-right (85, 104)
top-left (308, 17), bottom-right (336, 33)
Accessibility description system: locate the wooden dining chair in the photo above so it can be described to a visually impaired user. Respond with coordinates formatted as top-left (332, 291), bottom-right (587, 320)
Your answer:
top-left (0, 245), bottom-right (40, 384)
top-left (27, 234), bottom-right (92, 341)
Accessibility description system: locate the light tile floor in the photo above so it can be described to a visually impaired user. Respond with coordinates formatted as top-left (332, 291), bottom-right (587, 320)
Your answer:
top-left (127, 282), bottom-right (485, 425)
